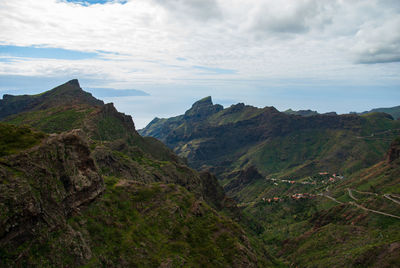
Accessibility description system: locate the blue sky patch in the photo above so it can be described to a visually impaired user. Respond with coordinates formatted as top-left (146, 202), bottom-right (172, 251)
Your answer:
top-left (64, 0), bottom-right (127, 6)
top-left (193, 65), bottom-right (237, 75)
top-left (0, 58), bottom-right (14, 63)
top-left (0, 45), bottom-right (98, 60)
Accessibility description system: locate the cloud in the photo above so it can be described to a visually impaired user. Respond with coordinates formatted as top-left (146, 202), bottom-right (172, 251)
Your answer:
top-left (0, 0), bottom-right (399, 87)
top-left (353, 16), bottom-right (400, 64)
top-left (63, 0), bottom-right (127, 6)
top-left (248, 0), bottom-right (323, 35)
top-left (152, 0), bottom-right (222, 21)
top-left (192, 65), bottom-right (237, 75)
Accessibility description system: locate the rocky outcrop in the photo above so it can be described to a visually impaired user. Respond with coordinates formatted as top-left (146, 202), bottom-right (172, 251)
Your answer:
top-left (199, 171), bottom-right (226, 210)
top-left (387, 137), bottom-right (400, 163)
top-left (224, 166), bottom-right (264, 195)
top-left (184, 96), bottom-right (223, 121)
top-left (0, 129), bottom-right (104, 265)
top-left (99, 102), bottom-right (137, 133)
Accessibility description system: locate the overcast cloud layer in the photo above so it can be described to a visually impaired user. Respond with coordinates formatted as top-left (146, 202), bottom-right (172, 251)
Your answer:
top-left (0, 0), bottom-right (399, 127)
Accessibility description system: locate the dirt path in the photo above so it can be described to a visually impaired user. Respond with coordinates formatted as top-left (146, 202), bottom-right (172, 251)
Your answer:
top-left (352, 189), bottom-right (378, 196)
top-left (384, 194), bottom-right (400, 206)
top-left (320, 190), bottom-right (400, 220)
top-left (320, 194), bottom-right (343, 205)
top-left (347, 188), bottom-right (358, 201)
top-left (349, 201), bottom-right (400, 220)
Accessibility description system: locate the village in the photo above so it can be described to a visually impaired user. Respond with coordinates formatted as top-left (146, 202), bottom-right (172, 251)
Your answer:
top-left (266, 172), bottom-right (345, 186)
top-left (260, 172), bottom-right (346, 204)
top-left (238, 172), bottom-right (348, 207)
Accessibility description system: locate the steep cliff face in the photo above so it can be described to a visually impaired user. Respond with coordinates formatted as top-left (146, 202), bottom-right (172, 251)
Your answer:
top-left (0, 125), bottom-right (271, 267)
top-left (387, 137), bottom-right (400, 163)
top-left (224, 166), bottom-right (264, 197)
top-left (0, 128), bottom-right (104, 265)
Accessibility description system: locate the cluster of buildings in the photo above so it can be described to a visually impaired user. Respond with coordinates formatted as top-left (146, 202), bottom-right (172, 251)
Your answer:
top-left (291, 193), bottom-right (316, 200)
top-left (321, 173), bottom-right (345, 183)
top-left (262, 197), bottom-right (281, 203)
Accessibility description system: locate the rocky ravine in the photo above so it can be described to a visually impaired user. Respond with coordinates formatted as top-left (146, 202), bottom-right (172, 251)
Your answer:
top-left (0, 129), bottom-right (104, 265)
top-left (0, 127), bottom-right (271, 267)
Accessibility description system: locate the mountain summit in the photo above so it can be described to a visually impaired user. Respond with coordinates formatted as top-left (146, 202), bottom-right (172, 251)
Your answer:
top-left (0, 79), bottom-right (103, 119)
top-left (184, 96), bottom-right (223, 120)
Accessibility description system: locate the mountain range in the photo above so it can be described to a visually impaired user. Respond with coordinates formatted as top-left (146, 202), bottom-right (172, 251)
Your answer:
top-left (0, 80), bottom-right (276, 267)
top-left (1, 82), bottom-right (399, 267)
top-left (140, 96), bottom-right (400, 267)
top-left (139, 97), bottom-right (399, 186)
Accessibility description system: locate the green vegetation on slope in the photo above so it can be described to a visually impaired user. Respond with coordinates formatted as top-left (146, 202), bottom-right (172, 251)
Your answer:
top-left (361, 105), bottom-right (400, 120)
top-left (66, 178), bottom-right (271, 267)
top-left (140, 98), bottom-right (400, 184)
top-left (0, 123), bottom-right (45, 157)
top-left (0, 82), bottom-right (277, 267)
top-left (4, 106), bottom-right (94, 134)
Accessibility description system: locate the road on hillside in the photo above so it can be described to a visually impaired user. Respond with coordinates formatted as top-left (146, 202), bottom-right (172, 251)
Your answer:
top-left (347, 188), bottom-right (358, 201)
top-left (352, 189), bottom-right (378, 196)
top-left (319, 193), bottom-right (343, 205)
top-left (349, 201), bottom-right (400, 220)
top-left (319, 190), bottom-right (400, 220)
top-left (384, 194), bottom-right (400, 206)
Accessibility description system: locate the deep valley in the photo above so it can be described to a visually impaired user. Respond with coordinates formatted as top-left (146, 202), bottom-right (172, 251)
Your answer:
top-left (1, 80), bottom-right (399, 267)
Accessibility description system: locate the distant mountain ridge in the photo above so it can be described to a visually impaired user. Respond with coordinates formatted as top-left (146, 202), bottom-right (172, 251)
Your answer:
top-left (87, 87), bottom-right (149, 98)
top-left (0, 79), bottom-right (103, 119)
top-left (140, 97), bottom-right (400, 189)
top-left (283, 108), bottom-right (319, 117)
top-left (361, 105), bottom-right (400, 120)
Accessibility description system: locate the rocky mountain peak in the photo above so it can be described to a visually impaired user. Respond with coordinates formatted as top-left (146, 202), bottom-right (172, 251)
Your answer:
top-left (184, 96), bottom-right (223, 120)
top-left (66, 79), bottom-right (80, 88)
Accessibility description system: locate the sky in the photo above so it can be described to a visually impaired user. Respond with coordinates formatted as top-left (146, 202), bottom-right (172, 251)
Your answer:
top-left (0, 0), bottom-right (399, 128)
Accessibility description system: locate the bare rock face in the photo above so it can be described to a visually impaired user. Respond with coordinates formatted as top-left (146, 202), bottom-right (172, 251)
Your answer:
top-left (184, 96), bottom-right (223, 121)
top-left (224, 165), bottom-right (264, 194)
top-left (0, 129), bottom-right (104, 265)
top-left (387, 137), bottom-right (400, 163)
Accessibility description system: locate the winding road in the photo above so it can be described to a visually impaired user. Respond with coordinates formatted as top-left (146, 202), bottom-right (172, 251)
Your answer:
top-left (347, 188), bottom-right (358, 201)
top-left (349, 201), bottom-right (400, 220)
top-left (384, 194), bottom-right (400, 206)
top-left (320, 189), bottom-right (400, 220)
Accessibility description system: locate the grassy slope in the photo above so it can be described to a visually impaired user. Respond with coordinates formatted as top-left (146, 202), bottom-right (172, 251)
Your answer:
top-left (67, 178), bottom-right (273, 267)
top-left (0, 121), bottom-right (275, 267)
top-left (0, 123), bottom-right (46, 157)
top-left (238, 138), bottom-right (400, 267)
top-left (363, 106), bottom-right (400, 120)
top-left (4, 106), bottom-right (95, 134)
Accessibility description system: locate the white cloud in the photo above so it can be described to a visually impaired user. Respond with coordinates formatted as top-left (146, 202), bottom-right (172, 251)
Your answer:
top-left (353, 16), bottom-right (400, 64)
top-left (152, 0), bottom-right (222, 21)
